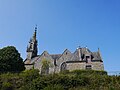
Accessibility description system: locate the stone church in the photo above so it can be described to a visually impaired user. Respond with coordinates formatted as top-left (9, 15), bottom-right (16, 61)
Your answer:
top-left (24, 27), bottom-right (104, 74)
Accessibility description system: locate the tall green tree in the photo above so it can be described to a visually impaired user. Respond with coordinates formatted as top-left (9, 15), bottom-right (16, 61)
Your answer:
top-left (0, 46), bottom-right (25, 73)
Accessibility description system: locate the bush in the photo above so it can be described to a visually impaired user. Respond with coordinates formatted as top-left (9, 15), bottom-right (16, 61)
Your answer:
top-left (60, 70), bottom-right (70, 74)
top-left (42, 84), bottom-right (64, 90)
top-left (1, 82), bottom-right (13, 90)
top-left (70, 70), bottom-right (107, 76)
top-left (20, 69), bottom-right (39, 82)
top-left (0, 69), bottom-right (119, 90)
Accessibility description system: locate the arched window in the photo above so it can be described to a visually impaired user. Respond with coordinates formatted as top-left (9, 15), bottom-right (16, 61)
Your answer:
top-left (60, 62), bottom-right (67, 71)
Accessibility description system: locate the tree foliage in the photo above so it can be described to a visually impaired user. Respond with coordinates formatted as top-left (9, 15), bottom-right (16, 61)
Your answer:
top-left (0, 69), bottom-right (119, 90)
top-left (41, 59), bottom-right (53, 75)
top-left (0, 46), bottom-right (25, 73)
top-left (41, 59), bottom-right (51, 69)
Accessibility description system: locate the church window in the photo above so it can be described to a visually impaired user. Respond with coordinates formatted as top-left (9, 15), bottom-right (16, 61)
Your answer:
top-left (86, 65), bottom-right (92, 70)
top-left (44, 53), bottom-right (46, 56)
top-left (61, 62), bottom-right (67, 71)
top-left (86, 56), bottom-right (90, 63)
top-left (66, 52), bottom-right (68, 55)
top-left (81, 54), bottom-right (85, 60)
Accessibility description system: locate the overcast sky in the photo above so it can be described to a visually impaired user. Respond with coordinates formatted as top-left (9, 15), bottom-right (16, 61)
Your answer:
top-left (0, 0), bottom-right (120, 72)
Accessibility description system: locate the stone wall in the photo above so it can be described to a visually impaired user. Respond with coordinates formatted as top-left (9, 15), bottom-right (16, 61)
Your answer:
top-left (91, 62), bottom-right (104, 70)
top-left (25, 64), bottom-right (33, 70)
top-left (55, 49), bottom-right (72, 73)
top-left (25, 50), bottom-right (104, 74)
top-left (66, 62), bottom-right (86, 71)
top-left (34, 51), bottom-right (55, 74)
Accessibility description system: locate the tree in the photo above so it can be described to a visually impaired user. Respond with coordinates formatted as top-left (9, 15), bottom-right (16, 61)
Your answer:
top-left (41, 59), bottom-right (53, 74)
top-left (0, 46), bottom-right (25, 73)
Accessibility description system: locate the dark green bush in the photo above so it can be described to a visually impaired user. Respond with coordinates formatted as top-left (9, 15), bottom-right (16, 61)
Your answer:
top-left (0, 69), bottom-right (119, 90)
top-left (1, 82), bottom-right (13, 90)
top-left (60, 70), bottom-right (70, 74)
top-left (42, 84), bottom-right (64, 90)
top-left (70, 70), bottom-right (107, 76)
top-left (20, 69), bottom-right (39, 82)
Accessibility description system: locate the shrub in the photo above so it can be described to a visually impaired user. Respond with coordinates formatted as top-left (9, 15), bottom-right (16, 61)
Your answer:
top-left (1, 82), bottom-right (13, 90)
top-left (70, 70), bottom-right (107, 76)
top-left (20, 69), bottom-right (39, 82)
top-left (42, 84), bottom-right (64, 90)
top-left (0, 69), bottom-right (119, 90)
top-left (60, 70), bottom-right (70, 74)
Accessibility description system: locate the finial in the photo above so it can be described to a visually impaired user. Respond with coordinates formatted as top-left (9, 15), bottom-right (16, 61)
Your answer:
top-left (98, 47), bottom-right (102, 60)
top-left (33, 25), bottom-right (37, 40)
top-left (98, 47), bottom-right (100, 52)
top-left (35, 24), bottom-right (37, 32)
top-left (77, 45), bottom-right (81, 49)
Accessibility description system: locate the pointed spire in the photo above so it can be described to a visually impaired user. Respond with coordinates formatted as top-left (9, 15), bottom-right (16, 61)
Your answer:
top-left (26, 26), bottom-right (38, 59)
top-left (33, 25), bottom-right (37, 40)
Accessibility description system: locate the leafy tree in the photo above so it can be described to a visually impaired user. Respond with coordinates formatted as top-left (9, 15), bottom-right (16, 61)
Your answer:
top-left (0, 46), bottom-right (25, 73)
top-left (41, 59), bottom-right (53, 74)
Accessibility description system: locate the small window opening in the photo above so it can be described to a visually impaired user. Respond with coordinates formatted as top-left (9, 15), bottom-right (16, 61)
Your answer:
top-left (86, 65), bottom-right (92, 70)
top-left (86, 56), bottom-right (90, 63)
top-left (66, 52), bottom-right (67, 55)
top-left (44, 54), bottom-right (46, 56)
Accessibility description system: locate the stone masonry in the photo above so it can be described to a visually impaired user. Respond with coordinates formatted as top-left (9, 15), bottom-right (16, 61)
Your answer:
top-left (24, 27), bottom-right (104, 74)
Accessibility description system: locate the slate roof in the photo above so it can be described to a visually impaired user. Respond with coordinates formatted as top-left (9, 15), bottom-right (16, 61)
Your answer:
top-left (80, 47), bottom-right (92, 55)
top-left (25, 47), bottom-right (103, 64)
top-left (27, 54), bottom-right (62, 64)
top-left (30, 55), bottom-right (40, 63)
top-left (50, 54), bottom-right (61, 60)
top-left (73, 47), bottom-right (102, 61)
top-left (92, 52), bottom-right (102, 60)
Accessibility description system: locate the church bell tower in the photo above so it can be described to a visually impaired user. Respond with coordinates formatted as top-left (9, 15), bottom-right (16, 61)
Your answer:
top-left (26, 26), bottom-right (38, 60)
